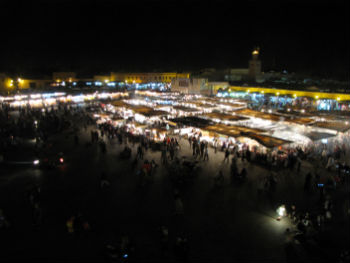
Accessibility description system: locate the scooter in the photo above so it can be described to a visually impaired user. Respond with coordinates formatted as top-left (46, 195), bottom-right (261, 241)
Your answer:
top-left (39, 152), bottom-right (65, 169)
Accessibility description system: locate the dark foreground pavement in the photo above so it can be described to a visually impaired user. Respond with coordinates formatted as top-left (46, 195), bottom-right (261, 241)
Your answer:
top-left (1, 126), bottom-right (349, 263)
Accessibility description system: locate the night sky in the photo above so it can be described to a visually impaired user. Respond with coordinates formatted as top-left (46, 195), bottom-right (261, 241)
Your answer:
top-left (0, 0), bottom-right (349, 79)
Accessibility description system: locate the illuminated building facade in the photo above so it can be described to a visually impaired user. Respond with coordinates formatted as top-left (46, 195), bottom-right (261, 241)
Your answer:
top-left (52, 72), bottom-right (77, 83)
top-left (171, 78), bottom-right (208, 94)
top-left (110, 72), bottom-right (190, 83)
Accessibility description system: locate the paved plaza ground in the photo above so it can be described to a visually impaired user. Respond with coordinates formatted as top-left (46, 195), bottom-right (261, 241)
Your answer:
top-left (0, 124), bottom-right (349, 263)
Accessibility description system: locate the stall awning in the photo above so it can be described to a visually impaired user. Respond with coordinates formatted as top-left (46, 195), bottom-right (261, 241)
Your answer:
top-left (240, 132), bottom-right (292, 148)
top-left (111, 100), bottom-right (129, 107)
top-left (309, 121), bottom-right (350, 133)
top-left (302, 132), bottom-right (335, 141)
top-left (202, 112), bottom-right (249, 121)
top-left (235, 108), bottom-right (314, 124)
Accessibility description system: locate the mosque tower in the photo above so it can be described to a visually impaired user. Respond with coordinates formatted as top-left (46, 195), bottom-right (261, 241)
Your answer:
top-left (248, 47), bottom-right (261, 80)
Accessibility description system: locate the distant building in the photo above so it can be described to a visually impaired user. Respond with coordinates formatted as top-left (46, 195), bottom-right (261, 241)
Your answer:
top-left (93, 75), bottom-right (111, 83)
top-left (223, 49), bottom-right (263, 82)
top-left (224, 69), bottom-right (249, 81)
top-left (110, 72), bottom-right (190, 83)
top-left (171, 78), bottom-right (208, 95)
top-left (20, 79), bottom-right (51, 90)
top-left (0, 73), bottom-right (10, 92)
top-left (52, 72), bottom-right (77, 83)
top-left (207, 82), bottom-right (230, 95)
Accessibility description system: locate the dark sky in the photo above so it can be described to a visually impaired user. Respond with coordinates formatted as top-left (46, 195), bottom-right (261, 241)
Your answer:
top-left (0, 0), bottom-right (349, 79)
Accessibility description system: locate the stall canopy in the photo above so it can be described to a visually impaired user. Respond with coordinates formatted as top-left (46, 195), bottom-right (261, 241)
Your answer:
top-left (302, 131), bottom-right (335, 141)
top-left (202, 124), bottom-right (290, 148)
top-left (127, 105), bottom-right (168, 117)
top-left (201, 112), bottom-right (249, 122)
top-left (204, 124), bottom-right (241, 138)
top-left (235, 108), bottom-right (314, 125)
top-left (240, 132), bottom-right (292, 148)
top-left (173, 106), bottom-right (201, 112)
top-left (111, 100), bottom-right (129, 107)
top-left (309, 121), bottom-right (350, 133)
top-left (170, 116), bottom-right (213, 128)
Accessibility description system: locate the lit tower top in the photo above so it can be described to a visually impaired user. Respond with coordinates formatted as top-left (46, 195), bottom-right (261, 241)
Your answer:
top-left (252, 47), bottom-right (259, 60)
top-left (249, 47), bottom-right (261, 78)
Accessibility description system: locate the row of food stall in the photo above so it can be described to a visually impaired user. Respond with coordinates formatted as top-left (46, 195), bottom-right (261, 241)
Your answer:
top-left (91, 92), bottom-right (350, 153)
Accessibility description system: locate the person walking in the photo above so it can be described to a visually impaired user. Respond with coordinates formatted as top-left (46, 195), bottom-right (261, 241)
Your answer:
top-left (224, 148), bottom-right (230, 162)
top-left (137, 145), bottom-right (143, 160)
top-left (169, 146), bottom-right (175, 161)
top-left (161, 148), bottom-right (167, 164)
top-left (296, 157), bottom-right (301, 173)
top-left (203, 146), bottom-right (209, 161)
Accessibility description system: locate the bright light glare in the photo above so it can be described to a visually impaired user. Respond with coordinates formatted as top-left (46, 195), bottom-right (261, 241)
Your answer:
top-left (33, 160), bottom-right (40, 165)
top-left (277, 205), bottom-right (286, 217)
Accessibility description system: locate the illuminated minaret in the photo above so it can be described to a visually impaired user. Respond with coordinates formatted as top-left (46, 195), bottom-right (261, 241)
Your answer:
top-left (248, 47), bottom-right (261, 80)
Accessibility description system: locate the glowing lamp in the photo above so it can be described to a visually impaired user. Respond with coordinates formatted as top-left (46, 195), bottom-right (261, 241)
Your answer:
top-left (276, 205), bottom-right (286, 221)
